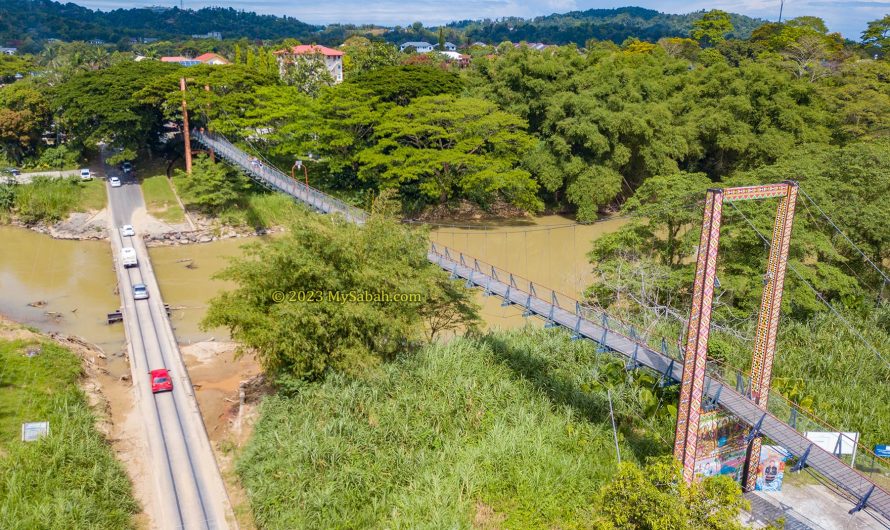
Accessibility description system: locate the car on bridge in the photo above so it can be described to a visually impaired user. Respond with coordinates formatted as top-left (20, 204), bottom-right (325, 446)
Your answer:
top-left (133, 283), bottom-right (149, 300)
top-left (109, 176), bottom-right (121, 187)
top-left (121, 247), bottom-right (138, 267)
top-left (150, 368), bottom-right (173, 393)
top-left (121, 224), bottom-right (135, 237)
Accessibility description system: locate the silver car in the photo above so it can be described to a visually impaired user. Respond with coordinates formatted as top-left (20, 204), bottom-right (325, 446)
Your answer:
top-left (133, 283), bottom-right (149, 300)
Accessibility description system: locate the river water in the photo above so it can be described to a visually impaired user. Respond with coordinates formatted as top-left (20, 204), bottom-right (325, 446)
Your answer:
top-left (0, 215), bottom-right (627, 346)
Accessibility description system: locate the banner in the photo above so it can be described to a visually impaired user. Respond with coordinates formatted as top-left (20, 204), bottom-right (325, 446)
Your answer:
top-left (755, 445), bottom-right (789, 492)
top-left (694, 408), bottom-right (747, 482)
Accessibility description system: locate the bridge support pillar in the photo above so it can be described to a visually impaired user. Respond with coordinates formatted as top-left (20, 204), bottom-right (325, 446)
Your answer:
top-left (674, 188), bottom-right (723, 484)
top-left (742, 182), bottom-right (798, 491)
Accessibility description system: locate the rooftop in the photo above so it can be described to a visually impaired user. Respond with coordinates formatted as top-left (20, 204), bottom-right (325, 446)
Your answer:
top-left (273, 44), bottom-right (344, 57)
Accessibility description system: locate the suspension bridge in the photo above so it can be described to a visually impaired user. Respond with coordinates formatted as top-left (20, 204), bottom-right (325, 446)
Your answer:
top-left (193, 129), bottom-right (890, 526)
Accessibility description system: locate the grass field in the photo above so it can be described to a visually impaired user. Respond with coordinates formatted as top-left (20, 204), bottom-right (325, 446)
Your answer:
top-left (141, 174), bottom-right (186, 224)
top-left (237, 327), bottom-right (672, 529)
top-left (0, 329), bottom-right (138, 529)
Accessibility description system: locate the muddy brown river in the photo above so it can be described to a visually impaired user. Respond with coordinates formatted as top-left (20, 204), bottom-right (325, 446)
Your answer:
top-left (0, 216), bottom-right (627, 346)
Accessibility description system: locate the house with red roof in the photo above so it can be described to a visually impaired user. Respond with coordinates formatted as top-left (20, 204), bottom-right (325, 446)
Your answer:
top-left (195, 52), bottom-right (230, 65)
top-left (273, 44), bottom-right (344, 84)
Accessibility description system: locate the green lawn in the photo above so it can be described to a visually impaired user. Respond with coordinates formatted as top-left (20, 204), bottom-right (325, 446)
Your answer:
top-left (237, 327), bottom-right (670, 529)
top-left (0, 329), bottom-right (138, 529)
top-left (141, 174), bottom-right (186, 224)
top-left (79, 178), bottom-right (108, 212)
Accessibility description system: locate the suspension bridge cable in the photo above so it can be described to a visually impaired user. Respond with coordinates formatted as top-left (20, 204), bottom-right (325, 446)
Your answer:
top-left (727, 201), bottom-right (890, 371)
top-left (798, 186), bottom-right (890, 284)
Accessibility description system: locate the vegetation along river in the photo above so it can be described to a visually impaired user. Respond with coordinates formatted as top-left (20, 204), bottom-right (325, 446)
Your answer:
top-left (0, 215), bottom-right (628, 347)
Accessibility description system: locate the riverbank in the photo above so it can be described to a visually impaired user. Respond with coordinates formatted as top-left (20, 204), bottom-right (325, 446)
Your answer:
top-left (0, 315), bottom-right (141, 528)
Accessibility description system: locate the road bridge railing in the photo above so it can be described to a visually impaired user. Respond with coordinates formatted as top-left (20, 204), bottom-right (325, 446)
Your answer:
top-left (429, 242), bottom-right (890, 524)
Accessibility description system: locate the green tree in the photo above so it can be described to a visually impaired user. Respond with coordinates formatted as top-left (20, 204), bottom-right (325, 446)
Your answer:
top-left (175, 155), bottom-right (252, 213)
top-left (348, 65), bottom-right (462, 106)
top-left (438, 27), bottom-right (446, 51)
top-left (341, 38), bottom-right (400, 77)
top-left (596, 457), bottom-right (748, 530)
top-left (862, 15), bottom-right (890, 53)
top-left (691, 10), bottom-right (734, 46)
top-left (357, 95), bottom-right (541, 212)
top-left (202, 195), bottom-right (479, 382)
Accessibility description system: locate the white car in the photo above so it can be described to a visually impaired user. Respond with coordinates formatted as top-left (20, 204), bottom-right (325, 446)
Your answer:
top-left (133, 283), bottom-right (149, 300)
top-left (121, 224), bottom-right (135, 237)
top-left (79, 168), bottom-right (92, 181)
top-left (109, 176), bottom-right (121, 187)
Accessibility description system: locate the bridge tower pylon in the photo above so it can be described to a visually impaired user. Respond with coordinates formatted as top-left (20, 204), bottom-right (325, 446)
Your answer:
top-left (673, 181), bottom-right (798, 489)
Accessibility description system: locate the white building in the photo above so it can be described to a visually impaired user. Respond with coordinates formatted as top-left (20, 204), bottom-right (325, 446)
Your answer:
top-left (192, 31), bottom-right (222, 40)
top-left (444, 42), bottom-right (457, 51)
top-left (273, 44), bottom-right (344, 84)
top-left (0, 47), bottom-right (17, 56)
top-left (399, 41), bottom-right (434, 53)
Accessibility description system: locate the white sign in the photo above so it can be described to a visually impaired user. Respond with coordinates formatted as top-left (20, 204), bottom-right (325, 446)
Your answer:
top-left (21, 421), bottom-right (49, 442)
top-left (805, 431), bottom-right (859, 455)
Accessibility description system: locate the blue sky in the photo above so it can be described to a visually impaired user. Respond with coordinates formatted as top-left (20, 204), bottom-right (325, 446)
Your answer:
top-left (75, 0), bottom-right (890, 39)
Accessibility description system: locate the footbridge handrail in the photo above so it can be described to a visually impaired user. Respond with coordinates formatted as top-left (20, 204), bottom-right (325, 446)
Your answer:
top-left (194, 127), bottom-right (890, 525)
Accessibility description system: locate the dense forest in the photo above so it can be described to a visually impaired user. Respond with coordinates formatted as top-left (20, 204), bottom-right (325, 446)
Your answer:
top-left (2, 6), bottom-right (890, 527)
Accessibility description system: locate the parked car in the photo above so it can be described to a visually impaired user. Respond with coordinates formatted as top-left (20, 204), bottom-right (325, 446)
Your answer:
top-left (79, 168), bottom-right (92, 180)
top-left (150, 368), bottom-right (173, 393)
top-left (3, 167), bottom-right (20, 177)
top-left (121, 247), bottom-right (138, 267)
top-left (109, 176), bottom-right (121, 187)
top-left (121, 224), bottom-right (135, 237)
top-left (121, 161), bottom-right (133, 174)
top-left (133, 283), bottom-right (149, 300)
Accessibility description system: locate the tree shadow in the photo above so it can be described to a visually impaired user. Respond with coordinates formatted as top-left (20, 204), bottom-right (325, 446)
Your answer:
top-left (481, 333), bottom-right (669, 462)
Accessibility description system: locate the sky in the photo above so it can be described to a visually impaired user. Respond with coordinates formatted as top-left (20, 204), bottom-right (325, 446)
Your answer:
top-left (73, 0), bottom-right (890, 39)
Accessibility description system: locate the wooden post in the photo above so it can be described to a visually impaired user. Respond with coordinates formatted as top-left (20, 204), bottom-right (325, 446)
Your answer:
top-left (180, 78), bottom-right (192, 175)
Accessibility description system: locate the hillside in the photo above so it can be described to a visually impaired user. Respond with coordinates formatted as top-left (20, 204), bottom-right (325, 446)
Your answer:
top-left (1, 1), bottom-right (768, 52)
top-left (447, 7), bottom-right (767, 45)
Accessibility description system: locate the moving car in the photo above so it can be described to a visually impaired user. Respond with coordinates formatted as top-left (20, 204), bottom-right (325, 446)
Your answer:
top-left (109, 176), bottom-right (121, 187)
top-left (79, 168), bottom-right (92, 180)
top-left (121, 247), bottom-right (138, 267)
top-left (150, 368), bottom-right (173, 393)
top-left (133, 283), bottom-right (149, 300)
top-left (121, 161), bottom-right (133, 174)
top-left (121, 224), bottom-right (135, 237)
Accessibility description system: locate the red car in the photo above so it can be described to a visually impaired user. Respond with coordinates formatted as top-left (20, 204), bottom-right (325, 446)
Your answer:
top-left (150, 368), bottom-right (173, 393)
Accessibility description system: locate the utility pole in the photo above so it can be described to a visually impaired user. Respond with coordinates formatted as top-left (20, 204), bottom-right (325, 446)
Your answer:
top-left (180, 78), bottom-right (193, 175)
top-left (778, 0), bottom-right (785, 23)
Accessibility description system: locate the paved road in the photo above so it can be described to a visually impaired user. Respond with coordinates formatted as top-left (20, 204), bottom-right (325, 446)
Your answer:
top-left (3, 168), bottom-right (82, 184)
top-left (104, 151), bottom-right (234, 530)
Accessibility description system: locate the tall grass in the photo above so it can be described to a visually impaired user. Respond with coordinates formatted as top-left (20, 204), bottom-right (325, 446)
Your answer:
top-left (8, 177), bottom-right (106, 224)
top-left (0, 336), bottom-right (138, 529)
top-left (238, 327), bottom-right (670, 529)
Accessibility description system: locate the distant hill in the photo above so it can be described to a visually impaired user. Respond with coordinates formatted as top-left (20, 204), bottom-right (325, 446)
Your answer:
top-left (0, 0), bottom-right (321, 48)
top-left (1, 1), bottom-right (767, 52)
top-left (447, 7), bottom-right (767, 45)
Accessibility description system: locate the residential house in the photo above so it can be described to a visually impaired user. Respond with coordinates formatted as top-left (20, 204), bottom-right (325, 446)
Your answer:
top-left (195, 52), bottom-right (230, 65)
top-left (273, 44), bottom-right (344, 84)
top-left (159, 53), bottom-right (230, 66)
top-left (443, 42), bottom-right (457, 51)
top-left (440, 51), bottom-right (470, 67)
top-left (160, 56), bottom-right (203, 66)
top-left (0, 47), bottom-right (17, 56)
top-left (191, 31), bottom-right (222, 40)
top-left (399, 41), bottom-right (434, 53)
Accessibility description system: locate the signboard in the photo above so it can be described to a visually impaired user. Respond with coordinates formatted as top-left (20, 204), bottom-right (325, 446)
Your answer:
top-left (875, 445), bottom-right (890, 458)
top-left (755, 445), bottom-right (790, 492)
top-left (21, 421), bottom-right (49, 442)
top-left (694, 408), bottom-right (747, 482)
top-left (805, 431), bottom-right (859, 455)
